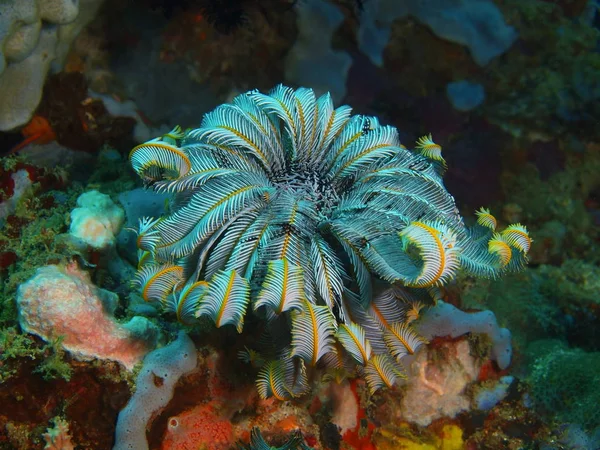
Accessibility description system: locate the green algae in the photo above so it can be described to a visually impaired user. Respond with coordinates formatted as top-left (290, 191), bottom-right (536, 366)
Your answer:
top-left (529, 344), bottom-right (600, 431)
top-left (0, 328), bottom-right (72, 383)
top-left (34, 336), bottom-right (73, 382)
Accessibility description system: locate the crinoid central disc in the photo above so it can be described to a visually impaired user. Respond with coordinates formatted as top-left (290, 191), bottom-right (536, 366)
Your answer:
top-left (270, 163), bottom-right (339, 214)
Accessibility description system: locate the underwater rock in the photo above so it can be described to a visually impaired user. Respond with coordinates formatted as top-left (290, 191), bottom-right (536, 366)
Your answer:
top-left (117, 188), bottom-right (170, 264)
top-left (0, 169), bottom-right (33, 222)
top-left (16, 262), bottom-right (159, 370)
top-left (35, 72), bottom-right (137, 152)
top-left (446, 80), bottom-right (485, 111)
top-left (285, 0), bottom-right (351, 102)
top-left (328, 381), bottom-right (359, 436)
top-left (400, 339), bottom-right (480, 427)
top-left (473, 375), bottom-right (514, 411)
top-left (358, 0), bottom-right (517, 67)
top-left (325, 379), bottom-right (375, 449)
top-left (92, 91), bottom-right (171, 144)
top-left (68, 190), bottom-right (125, 250)
top-left (0, 0), bottom-right (105, 131)
top-left (416, 300), bottom-right (513, 369)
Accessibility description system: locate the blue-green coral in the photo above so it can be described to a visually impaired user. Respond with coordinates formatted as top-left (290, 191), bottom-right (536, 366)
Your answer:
top-left (529, 342), bottom-right (600, 431)
top-left (128, 85), bottom-right (530, 398)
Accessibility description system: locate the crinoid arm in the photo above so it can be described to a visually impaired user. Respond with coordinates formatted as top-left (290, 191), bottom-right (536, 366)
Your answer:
top-left (458, 210), bottom-right (531, 278)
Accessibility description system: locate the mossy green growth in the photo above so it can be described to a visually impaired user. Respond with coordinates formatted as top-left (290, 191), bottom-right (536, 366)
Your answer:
top-left (538, 259), bottom-right (600, 306)
top-left (0, 186), bottom-right (80, 327)
top-left (0, 328), bottom-right (72, 383)
top-left (34, 335), bottom-right (73, 382)
top-left (500, 144), bottom-right (600, 263)
top-left (461, 271), bottom-right (561, 352)
top-left (0, 327), bottom-right (44, 383)
top-left (529, 344), bottom-right (600, 431)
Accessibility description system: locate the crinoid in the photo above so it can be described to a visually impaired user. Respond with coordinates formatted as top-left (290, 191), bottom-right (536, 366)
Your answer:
top-left (129, 85), bottom-right (530, 398)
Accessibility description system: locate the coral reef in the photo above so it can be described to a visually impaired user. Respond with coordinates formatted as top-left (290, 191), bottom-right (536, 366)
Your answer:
top-left (0, 156), bottom-right (75, 329)
top-left (2, 1), bottom-right (598, 447)
top-left (115, 335), bottom-right (320, 450)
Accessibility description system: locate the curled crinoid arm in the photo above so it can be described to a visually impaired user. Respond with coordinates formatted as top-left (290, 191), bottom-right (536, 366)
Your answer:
top-left (129, 133), bottom-right (191, 183)
top-left (415, 133), bottom-right (447, 173)
top-left (488, 233), bottom-right (512, 268)
top-left (475, 207), bottom-right (497, 230)
top-left (501, 223), bottom-right (532, 254)
top-left (459, 215), bottom-right (531, 278)
top-left (398, 221), bottom-right (461, 288)
top-left (134, 216), bottom-right (161, 252)
top-left (404, 300), bottom-right (426, 324)
top-left (131, 263), bottom-right (184, 302)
